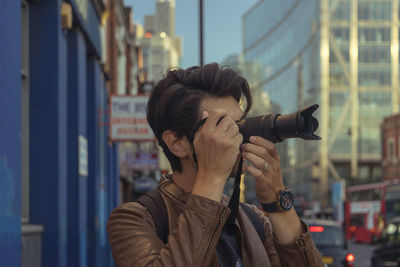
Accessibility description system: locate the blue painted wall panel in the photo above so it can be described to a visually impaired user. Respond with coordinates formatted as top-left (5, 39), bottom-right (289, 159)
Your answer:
top-left (29, 0), bottom-right (68, 267)
top-left (67, 28), bottom-right (88, 267)
top-left (58, 27), bottom-right (69, 267)
top-left (0, 0), bottom-right (22, 264)
top-left (87, 57), bottom-right (97, 267)
top-left (87, 57), bottom-right (112, 267)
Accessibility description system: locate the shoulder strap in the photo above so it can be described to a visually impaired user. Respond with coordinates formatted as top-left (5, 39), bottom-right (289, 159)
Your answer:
top-left (136, 189), bottom-right (169, 244)
top-left (240, 203), bottom-right (266, 244)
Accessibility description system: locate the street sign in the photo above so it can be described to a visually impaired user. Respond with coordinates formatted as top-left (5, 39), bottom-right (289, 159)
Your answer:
top-left (110, 95), bottom-right (155, 141)
top-left (125, 152), bottom-right (158, 170)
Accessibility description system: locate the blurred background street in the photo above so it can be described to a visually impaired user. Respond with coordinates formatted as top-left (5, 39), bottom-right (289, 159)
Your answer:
top-left (1, 0), bottom-right (400, 266)
top-left (349, 241), bottom-right (377, 267)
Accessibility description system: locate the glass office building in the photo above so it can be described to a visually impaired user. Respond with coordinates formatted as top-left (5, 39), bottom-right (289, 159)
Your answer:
top-left (242, 0), bottom-right (397, 205)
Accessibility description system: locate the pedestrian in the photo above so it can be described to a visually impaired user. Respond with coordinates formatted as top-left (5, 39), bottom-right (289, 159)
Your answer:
top-left (107, 63), bottom-right (324, 267)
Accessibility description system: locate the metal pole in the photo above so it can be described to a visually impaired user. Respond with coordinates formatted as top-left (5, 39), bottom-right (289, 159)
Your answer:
top-left (199, 0), bottom-right (204, 66)
top-left (391, 0), bottom-right (399, 113)
top-left (320, 0), bottom-right (329, 208)
top-left (350, 0), bottom-right (359, 179)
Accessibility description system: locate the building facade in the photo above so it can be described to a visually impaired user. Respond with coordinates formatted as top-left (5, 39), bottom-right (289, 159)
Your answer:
top-left (0, 0), bottom-right (123, 266)
top-left (142, 33), bottom-right (180, 82)
top-left (382, 114), bottom-right (400, 181)
top-left (242, 0), bottom-right (397, 206)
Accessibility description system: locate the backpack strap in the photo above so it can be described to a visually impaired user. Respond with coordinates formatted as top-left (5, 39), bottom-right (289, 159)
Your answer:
top-left (240, 203), bottom-right (266, 244)
top-left (136, 189), bottom-right (169, 244)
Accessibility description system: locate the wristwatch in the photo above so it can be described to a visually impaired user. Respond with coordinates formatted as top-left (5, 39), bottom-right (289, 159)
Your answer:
top-left (261, 189), bottom-right (294, 213)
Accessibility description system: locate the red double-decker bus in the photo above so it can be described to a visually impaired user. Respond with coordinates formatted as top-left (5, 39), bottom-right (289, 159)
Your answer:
top-left (345, 180), bottom-right (400, 243)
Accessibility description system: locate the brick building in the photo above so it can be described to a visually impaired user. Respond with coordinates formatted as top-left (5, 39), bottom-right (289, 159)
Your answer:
top-left (382, 114), bottom-right (400, 181)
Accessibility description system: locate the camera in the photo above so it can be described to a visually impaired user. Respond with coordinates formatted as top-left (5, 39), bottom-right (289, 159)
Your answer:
top-left (237, 104), bottom-right (321, 143)
top-left (193, 104), bottom-right (321, 144)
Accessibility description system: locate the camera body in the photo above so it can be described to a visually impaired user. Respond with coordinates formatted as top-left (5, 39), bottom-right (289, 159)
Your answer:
top-left (193, 104), bottom-right (321, 144)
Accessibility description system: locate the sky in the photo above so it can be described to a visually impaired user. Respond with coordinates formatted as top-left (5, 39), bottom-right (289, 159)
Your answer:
top-left (125, 0), bottom-right (259, 69)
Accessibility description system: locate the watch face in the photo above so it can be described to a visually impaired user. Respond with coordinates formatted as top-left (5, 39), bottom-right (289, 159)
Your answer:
top-left (280, 191), bottom-right (294, 211)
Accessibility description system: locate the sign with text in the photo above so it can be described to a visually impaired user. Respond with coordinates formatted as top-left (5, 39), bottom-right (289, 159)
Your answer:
top-left (110, 96), bottom-right (155, 141)
top-left (125, 152), bottom-right (158, 170)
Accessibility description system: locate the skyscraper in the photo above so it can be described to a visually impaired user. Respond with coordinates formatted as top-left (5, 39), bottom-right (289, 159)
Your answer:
top-left (141, 0), bottom-right (182, 83)
top-left (242, 0), bottom-right (396, 206)
top-left (143, 0), bottom-right (175, 38)
top-left (156, 0), bottom-right (175, 37)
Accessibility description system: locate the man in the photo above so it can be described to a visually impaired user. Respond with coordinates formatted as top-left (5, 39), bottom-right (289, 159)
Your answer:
top-left (107, 63), bottom-right (324, 266)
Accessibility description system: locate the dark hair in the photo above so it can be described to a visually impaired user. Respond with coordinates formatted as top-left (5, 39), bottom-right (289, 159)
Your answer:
top-left (146, 63), bottom-right (252, 172)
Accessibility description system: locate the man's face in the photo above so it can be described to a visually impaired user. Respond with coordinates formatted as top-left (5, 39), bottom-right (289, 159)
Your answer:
top-left (199, 96), bottom-right (244, 177)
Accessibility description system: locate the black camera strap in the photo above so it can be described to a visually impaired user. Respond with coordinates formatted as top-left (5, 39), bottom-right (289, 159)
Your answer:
top-left (225, 156), bottom-right (243, 227)
top-left (189, 117), bottom-right (207, 167)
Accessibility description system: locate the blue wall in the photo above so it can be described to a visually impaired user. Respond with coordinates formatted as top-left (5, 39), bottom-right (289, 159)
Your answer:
top-left (87, 57), bottom-right (98, 267)
top-left (87, 57), bottom-right (116, 267)
top-left (0, 0), bottom-right (119, 265)
top-left (0, 1), bottom-right (22, 266)
top-left (29, 0), bottom-right (68, 266)
top-left (67, 29), bottom-right (88, 267)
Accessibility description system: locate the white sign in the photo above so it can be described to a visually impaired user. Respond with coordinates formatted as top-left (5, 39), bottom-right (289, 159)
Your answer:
top-left (110, 96), bottom-right (155, 141)
top-left (79, 135), bottom-right (88, 176)
top-left (350, 201), bottom-right (381, 214)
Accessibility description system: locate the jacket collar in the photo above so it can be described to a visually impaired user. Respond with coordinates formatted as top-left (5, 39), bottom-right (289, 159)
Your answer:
top-left (159, 174), bottom-right (190, 203)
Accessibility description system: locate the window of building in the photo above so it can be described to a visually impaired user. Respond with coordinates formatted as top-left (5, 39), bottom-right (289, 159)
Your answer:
top-left (329, 46), bottom-right (349, 64)
top-left (358, 66), bottom-right (391, 86)
top-left (358, 1), bottom-right (391, 21)
top-left (331, 1), bottom-right (350, 20)
top-left (398, 136), bottom-right (400, 160)
top-left (330, 64), bottom-right (349, 86)
top-left (332, 27), bottom-right (350, 43)
top-left (359, 45), bottom-right (390, 63)
top-left (330, 91), bottom-right (349, 106)
top-left (359, 28), bottom-right (390, 43)
top-left (388, 137), bottom-right (396, 162)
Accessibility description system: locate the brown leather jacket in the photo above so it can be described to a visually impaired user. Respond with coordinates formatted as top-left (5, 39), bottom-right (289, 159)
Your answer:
top-left (107, 177), bottom-right (324, 267)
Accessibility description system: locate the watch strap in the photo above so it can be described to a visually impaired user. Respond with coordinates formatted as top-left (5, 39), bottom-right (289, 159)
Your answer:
top-left (261, 201), bottom-right (282, 213)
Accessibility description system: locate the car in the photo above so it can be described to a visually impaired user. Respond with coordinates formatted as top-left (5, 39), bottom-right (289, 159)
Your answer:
top-left (305, 219), bottom-right (355, 267)
top-left (371, 216), bottom-right (400, 267)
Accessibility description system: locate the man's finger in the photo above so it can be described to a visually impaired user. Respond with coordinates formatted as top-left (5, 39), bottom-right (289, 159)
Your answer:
top-left (242, 151), bottom-right (270, 170)
top-left (243, 161), bottom-right (268, 183)
top-left (226, 122), bottom-right (239, 138)
top-left (248, 136), bottom-right (279, 159)
top-left (215, 116), bottom-right (235, 134)
top-left (241, 143), bottom-right (268, 159)
top-left (203, 108), bottom-right (227, 130)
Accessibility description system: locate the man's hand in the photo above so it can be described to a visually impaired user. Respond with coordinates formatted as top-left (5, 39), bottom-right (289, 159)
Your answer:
top-left (192, 109), bottom-right (243, 202)
top-left (242, 136), bottom-right (302, 245)
top-left (241, 136), bottom-right (284, 203)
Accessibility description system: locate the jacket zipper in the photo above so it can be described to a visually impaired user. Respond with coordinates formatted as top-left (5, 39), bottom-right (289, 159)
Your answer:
top-left (200, 207), bottom-right (228, 266)
top-left (296, 238), bottom-right (310, 267)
